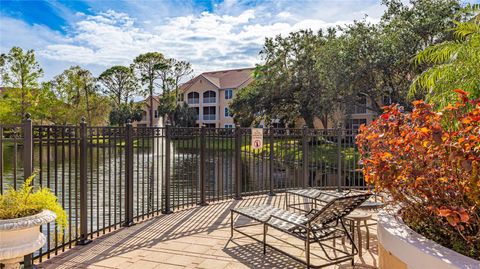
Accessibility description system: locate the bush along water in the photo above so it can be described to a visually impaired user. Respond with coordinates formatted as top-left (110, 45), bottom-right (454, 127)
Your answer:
top-left (356, 89), bottom-right (480, 259)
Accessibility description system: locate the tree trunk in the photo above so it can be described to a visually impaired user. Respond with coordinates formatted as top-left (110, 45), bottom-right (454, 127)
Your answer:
top-left (320, 114), bottom-right (328, 129)
top-left (84, 88), bottom-right (91, 124)
top-left (301, 112), bottom-right (315, 128)
top-left (149, 81), bottom-right (154, 127)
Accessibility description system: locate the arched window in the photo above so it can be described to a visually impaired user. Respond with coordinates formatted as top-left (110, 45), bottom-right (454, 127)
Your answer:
top-left (187, 92), bottom-right (199, 104)
top-left (203, 91), bottom-right (216, 103)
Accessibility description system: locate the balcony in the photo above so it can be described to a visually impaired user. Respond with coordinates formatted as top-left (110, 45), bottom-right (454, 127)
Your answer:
top-left (187, 98), bottom-right (199, 105)
top-left (346, 105), bottom-right (367, 115)
top-left (203, 114), bottom-right (216, 121)
top-left (203, 97), bottom-right (216, 104)
top-left (39, 194), bottom-right (378, 268)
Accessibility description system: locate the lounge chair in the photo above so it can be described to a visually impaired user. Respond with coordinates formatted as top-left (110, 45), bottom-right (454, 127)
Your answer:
top-left (285, 188), bottom-right (354, 213)
top-left (230, 193), bottom-right (371, 268)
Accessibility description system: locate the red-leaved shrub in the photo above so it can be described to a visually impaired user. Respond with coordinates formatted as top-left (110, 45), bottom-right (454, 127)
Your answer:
top-left (356, 90), bottom-right (480, 259)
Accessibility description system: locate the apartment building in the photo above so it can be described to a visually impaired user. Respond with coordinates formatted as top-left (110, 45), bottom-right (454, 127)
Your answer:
top-left (134, 67), bottom-right (381, 130)
top-left (132, 95), bottom-right (163, 127)
top-left (178, 67), bottom-right (255, 128)
top-left (295, 96), bottom-right (382, 130)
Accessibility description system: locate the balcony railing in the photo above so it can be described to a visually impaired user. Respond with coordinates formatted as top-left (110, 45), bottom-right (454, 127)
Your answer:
top-left (0, 120), bottom-right (363, 262)
top-left (203, 114), bottom-right (216, 120)
top-left (346, 105), bottom-right (367, 114)
top-left (187, 98), bottom-right (199, 104)
top-left (203, 97), bottom-right (216, 103)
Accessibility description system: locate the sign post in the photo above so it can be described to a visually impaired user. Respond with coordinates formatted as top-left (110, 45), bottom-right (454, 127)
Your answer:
top-left (251, 128), bottom-right (263, 150)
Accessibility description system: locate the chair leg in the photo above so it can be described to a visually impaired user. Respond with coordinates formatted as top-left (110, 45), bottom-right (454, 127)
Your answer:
top-left (263, 224), bottom-right (268, 255)
top-left (285, 192), bottom-right (288, 209)
top-left (364, 219), bottom-right (370, 250)
top-left (356, 220), bottom-right (362, 257)
top-left (306, 235), bottom-right (310, 268)
top-left (230, 211), bottom-right (234, 238)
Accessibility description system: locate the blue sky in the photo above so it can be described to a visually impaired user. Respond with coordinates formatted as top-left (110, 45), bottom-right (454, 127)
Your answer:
top-left (0, 0), bottom-right (457, 80)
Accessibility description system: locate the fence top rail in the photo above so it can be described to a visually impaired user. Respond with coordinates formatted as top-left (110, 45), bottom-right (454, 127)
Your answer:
top-left (0, 124), bottom-right (24, 128)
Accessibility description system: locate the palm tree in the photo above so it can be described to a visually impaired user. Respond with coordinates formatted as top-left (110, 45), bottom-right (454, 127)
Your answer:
top-left (410, 10), bottom-right (480, 107)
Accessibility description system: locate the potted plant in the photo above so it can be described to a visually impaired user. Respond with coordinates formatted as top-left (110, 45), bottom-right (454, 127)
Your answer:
top-left (0, 175), bottom-right (67, 269)
top-left (356, 90), bottom-right (479, 268)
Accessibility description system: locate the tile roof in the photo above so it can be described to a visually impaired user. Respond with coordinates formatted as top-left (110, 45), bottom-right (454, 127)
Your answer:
top-left (181, 67), bottom-right (254, 91)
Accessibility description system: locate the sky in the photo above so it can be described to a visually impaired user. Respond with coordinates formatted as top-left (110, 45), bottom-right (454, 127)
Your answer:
top-left (1, 0), bottom-right (395, 80)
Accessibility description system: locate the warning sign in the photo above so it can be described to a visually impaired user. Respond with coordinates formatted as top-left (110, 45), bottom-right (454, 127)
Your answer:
top-left (251, 128), bottom-right (263, 150)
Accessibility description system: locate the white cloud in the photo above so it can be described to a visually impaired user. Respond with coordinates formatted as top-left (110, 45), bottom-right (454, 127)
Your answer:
top-left (1, 1), bottom-right (386, 80)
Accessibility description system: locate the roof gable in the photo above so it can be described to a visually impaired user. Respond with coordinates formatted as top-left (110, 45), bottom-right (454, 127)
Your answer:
top-left (180, 67), bottom-right (254, 92)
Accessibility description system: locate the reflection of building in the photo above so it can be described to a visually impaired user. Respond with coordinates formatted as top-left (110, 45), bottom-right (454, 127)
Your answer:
top-left (132, 96), bottom-right (163, 127)
top-left (178, 67), bottom-right (255, 128)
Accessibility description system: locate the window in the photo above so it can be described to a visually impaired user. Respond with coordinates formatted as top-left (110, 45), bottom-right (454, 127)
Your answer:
top-left (177, 93), bottom-right (184, 102)
top-left (154, 110), bottom-right (158, 118)
top-left (346, 119), bottom-right (367, 130)
top-left (193, 107), bottom-right (199, 120)
top-left (205, 123), bottom-right (216, 128)
top-left (354, 96), bottom-right (367, 114)
top-left (203, 106), bottom-right (216, 120)
top-left (187, 92), bottom-right (199, 104)
top-left (224, 107), bottom-right (232, 117)
top-left (346, 96), bottom-right (367, 114)
top-left (203, 91), bottom-right (216, 103)
top-left (225, 89), bottom-right (233, 99)
top-left (224, 124), bottom-right (233, 128)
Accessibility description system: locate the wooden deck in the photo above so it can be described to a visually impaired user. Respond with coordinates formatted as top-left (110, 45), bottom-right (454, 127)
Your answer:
top-left (38, 194), bottom-right (378, 269)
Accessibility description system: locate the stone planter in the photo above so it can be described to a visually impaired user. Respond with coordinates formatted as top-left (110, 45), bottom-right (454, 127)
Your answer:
top-left (0, 210), bottom-right (56, 269)
top-left (377, 210), bottom-right (480, 269)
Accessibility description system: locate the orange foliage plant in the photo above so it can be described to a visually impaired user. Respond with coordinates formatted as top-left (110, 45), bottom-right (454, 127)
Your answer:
top-left (356, 90), bottom-right (480, 259)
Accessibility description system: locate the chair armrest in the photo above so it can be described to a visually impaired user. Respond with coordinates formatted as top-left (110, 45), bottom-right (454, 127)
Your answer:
top-left (314, 191), bottom-right (341, 199)
top-left (305, 208), bottom-right (321, 217)
top-left (266, 214), bottom-right (308, 230)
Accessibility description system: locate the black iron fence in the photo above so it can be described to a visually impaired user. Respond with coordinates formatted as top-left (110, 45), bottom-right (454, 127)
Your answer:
top-left (0, 117), bottom-right (364, 263)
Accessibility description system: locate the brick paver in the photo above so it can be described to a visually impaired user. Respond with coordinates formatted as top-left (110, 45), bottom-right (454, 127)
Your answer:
top-left (38, 194), bottom-right (378, 268)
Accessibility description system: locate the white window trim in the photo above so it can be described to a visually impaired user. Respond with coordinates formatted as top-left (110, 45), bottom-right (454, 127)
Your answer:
top-left (225, 89), bottom-right (233, 100)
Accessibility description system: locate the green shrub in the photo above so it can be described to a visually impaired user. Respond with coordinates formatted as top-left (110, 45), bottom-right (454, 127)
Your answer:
top-left (0, 175), bottom-right (67, 230)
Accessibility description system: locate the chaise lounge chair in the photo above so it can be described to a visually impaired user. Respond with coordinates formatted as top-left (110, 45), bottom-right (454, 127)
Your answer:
top-left (230, 193), bottom-right (371, 268)
top-left (285, 188), bottom-right (353, 213)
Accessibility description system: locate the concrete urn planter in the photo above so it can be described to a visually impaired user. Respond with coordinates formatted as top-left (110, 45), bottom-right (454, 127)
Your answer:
top-left (377, 210), bottom-right (480, 269)
top-left (0, 210), bottom-right (56, 269)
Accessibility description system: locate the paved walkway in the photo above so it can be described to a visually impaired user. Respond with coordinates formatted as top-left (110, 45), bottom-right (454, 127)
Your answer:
top-left (39, 194), bottom-right (378, 269)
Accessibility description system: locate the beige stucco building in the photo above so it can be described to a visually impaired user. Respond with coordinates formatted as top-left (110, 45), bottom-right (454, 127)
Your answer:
top-left (132, 96), bottom-right (163, 127)
top-left (134, 67), bottom-right (382, 130)
top-left (178, 67), bottom-right (255, 128)
top-left (295, 96), bottom-right (381, 129)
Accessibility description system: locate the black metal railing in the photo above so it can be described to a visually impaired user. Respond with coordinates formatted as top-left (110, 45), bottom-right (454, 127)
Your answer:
top-left (0, 117), bottom-right (364, 265)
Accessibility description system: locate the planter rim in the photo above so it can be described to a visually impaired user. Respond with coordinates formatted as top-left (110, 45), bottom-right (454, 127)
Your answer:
top-left (378, 210), bottom-right (479, 269)
top-left (0, 210), bottom-right (56, 231)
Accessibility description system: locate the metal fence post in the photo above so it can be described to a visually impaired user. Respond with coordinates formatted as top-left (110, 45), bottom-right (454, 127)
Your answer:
top-left (162, 124), bottom-right (172, 214)
top-left (234, 125), bottom-right (242, 200)
top-left (23, 114), bottom-right (34, 269)
top-left (268, 127), bottom-right (275, 196)
top-left (23, 113), bottom-right (33, 179)
top-left (302, 126), bottom-right (309, 188)
top-left (198, 125), bottom-right (208, 206)
top-left (337, 125), bottom-right (343, 192)
top-left (77, 117), bottom-right (91, 245)
top-left (123, 120), bottom-right (134, 226)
